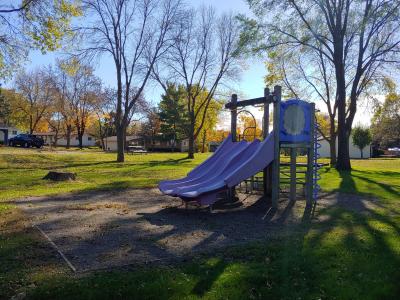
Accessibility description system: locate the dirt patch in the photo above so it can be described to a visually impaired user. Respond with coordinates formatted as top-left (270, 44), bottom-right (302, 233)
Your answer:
top-left (65, 202), bottom-right (129, 212)
top-left (15, 188), bottom-right (378, 272)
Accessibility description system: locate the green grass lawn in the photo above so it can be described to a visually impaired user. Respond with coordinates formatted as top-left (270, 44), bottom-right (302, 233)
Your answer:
top-left (0, 147), bottom-right (399, 299)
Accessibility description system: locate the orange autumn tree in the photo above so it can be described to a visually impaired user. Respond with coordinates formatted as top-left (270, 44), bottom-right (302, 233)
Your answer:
top-left (238, 115), bottom-right (262, 141)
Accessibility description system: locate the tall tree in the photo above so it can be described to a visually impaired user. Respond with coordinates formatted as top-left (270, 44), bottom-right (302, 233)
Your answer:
top-left (75, 0), bottom-right (182, 162)
top-left (14, 68), bottom-right (54, 134)
top-left (264, 44), bottom-right (339, 165)
top-left (0, 0), bottom-right (81, 79)
top-left (153, 6), bottom-right (241, 158)
top-left (352, 126), bottom-right (372, 159)
top-left (238, 114), bottom-right (262, 142)
top-left (371, 90), bottom-right (400, 149)
top-left (0, 85), bottom-right (10, 124)
top-left (56, 60), bottom-right (102, 149)
top-left (53, 62), bottom-right (75, 148)
top-left (158, 83), bottom-right (188, 150)
top-left (196, 96), bottom-right (222, 153)
top-left (141, 107), bottom-right (161, 151)
top-left (241, 0), bottom-right (400, 170)
top-left (0, 88), bottom-right (27, 130)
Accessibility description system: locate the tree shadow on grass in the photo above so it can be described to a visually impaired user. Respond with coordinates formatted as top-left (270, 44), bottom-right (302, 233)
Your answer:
top-left (16, 189), bottom-right (400, 299)
top-left (337, 170), bottom-right (357, 194)
top-left (140, 157), bottom-right (196, 168)
top-left (8, 166), bottom-right (400, 299)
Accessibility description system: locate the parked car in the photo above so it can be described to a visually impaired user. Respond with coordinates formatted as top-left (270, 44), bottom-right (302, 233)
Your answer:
top-left (8, 134), bottom-right (44, 148)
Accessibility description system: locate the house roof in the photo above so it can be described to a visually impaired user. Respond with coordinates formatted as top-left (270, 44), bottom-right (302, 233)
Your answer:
top-left (33, 132), bottom-right (96, 137)
top-left (0, 125), bottom-right (19, 130)
top-left (104, 135), bottom-right (140, 142)
top-left (33, 132), bottom-right (57, 136)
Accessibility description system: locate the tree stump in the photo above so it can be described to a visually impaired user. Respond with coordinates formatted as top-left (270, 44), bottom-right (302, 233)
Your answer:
top-left (43, 171), bottom-right (76, 181)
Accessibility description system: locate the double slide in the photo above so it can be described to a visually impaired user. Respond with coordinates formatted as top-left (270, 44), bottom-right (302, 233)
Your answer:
top-left (159, 133), bottom-right (275, 206)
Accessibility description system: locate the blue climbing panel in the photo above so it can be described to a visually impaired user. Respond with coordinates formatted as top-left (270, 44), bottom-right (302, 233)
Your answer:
top-left (279, 99), bottom-right (312, 143)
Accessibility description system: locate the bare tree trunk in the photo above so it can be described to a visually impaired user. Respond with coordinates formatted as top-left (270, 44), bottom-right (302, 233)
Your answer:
top-left (116, 125), bottom-right (125, 162)
top-left (30, 116), bottom-right (33, 134)
top-left (188, 135), bottom-right (195, 159)
top-left (66, 126), bottom-right (71, 149)
top-left (335, 54), bottom-right (351, 170)
top-left (329, 139), bottom-right (337, 166)
top-left (54, 133), bottom-right (59, 147)
top-left (98, 119), bottom-right (105, 149)
top-left (187, 122), bottom-right (195, 158)
top-left (78, 134), bottom-right (83, 149)
top-left (360, 148), bottom-right (363, 159)
top-left (201, 130), bottom-right (206, 153)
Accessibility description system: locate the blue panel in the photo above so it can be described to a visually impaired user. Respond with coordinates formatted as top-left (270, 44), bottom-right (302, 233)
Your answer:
top-left (279, 99), bottom-right (312, 143)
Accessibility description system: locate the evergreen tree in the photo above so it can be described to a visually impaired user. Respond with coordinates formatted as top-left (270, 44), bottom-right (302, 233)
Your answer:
top-left (158, 84), bottom-right (189, 149)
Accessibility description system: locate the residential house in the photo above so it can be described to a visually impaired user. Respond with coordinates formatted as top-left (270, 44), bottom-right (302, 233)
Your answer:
top-left (34, 132), bottom-right (96, 147)
top-left (319, 136), bottom-right (371, 159)
top-left (0, 124), bottom-right (22, 145)
top-left (57, 133), bottom-right (96, 147)
top-left (103, 135), bottom-right (190, 152)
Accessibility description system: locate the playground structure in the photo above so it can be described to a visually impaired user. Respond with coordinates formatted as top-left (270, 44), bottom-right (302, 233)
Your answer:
top-left (159, 85), bottom-right (319, 210)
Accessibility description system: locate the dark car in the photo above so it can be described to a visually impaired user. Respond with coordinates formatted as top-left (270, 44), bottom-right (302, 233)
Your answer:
top-left (8, 134), bottom-right (44, 148)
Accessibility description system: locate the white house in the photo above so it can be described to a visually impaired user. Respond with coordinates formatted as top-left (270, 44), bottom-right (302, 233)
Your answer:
top-left (103, 135), bottom-right (190, 152)
top-left (34, 132), bottom-right (96, 147)
top-left (57, 133), bottom-right (96, 147)
top-left (319, 136), bottom-right (371, 159)
top-left (0, 124), bottom-right (22, 145)
top-left (103, 136), bottom-right (132, 151)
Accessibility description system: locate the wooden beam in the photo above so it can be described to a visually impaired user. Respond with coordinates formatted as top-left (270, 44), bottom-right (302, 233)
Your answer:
top-left (306, 103), bottom-right (315, 206)
top-left (230, 93), bottom-right (238, 202)
top-left (225, 96), bottom-right (274, 109)
top-left (290, 148), bottom-right (297, 201)
top-left (263, 87), bottom-right (272, 196)
top-left (230, 94), bottom-right (237, 142)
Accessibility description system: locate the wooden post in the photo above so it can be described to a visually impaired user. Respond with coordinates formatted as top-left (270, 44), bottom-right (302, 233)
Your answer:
top-left (231, 94), bottom-right (237, 142)
top-left (263, 88), bottom-right (270, 137)
top-left (306, 103), bottom-right (315, 206)
top-left (290, 148), bottom-right (297, 201)
top-left (271, 85), bottom-right (281, 208)
top-left (229, 94), bottom-right (238, 201)
top-left (263, 87), bottom-right (272, 196)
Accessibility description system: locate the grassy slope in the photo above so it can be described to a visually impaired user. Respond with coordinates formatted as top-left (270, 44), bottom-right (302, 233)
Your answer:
top-left (0, 148), bottom-right (399, 299)
top-left (0, 147), bottom-right (208, 208)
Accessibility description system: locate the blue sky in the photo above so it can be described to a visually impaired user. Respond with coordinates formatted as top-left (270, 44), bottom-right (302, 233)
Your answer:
top-left (25, 0), bottom-right (265, 100)
top-left (18, 0), bottom-right (374, 126)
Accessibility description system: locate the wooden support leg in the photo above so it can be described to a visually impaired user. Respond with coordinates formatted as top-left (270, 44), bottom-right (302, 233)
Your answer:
top-left (290, 148), bottom-right (297, 201)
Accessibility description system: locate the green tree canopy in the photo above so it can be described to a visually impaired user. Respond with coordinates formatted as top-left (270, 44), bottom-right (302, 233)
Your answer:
top-left (352, 126), bottom-right (372, 159)
top-left (0, 88), bottom-right (27, 130)
top-left (158, 83), bottom-right (222, 152)
top-left (0, 0), bottom-right (81, 78)
top-left (371, 91), bottom-right (400, 149)
top-left (0, 86), bottom-right (11, 124)
top-left (158, 83), bottom-right (189, 143)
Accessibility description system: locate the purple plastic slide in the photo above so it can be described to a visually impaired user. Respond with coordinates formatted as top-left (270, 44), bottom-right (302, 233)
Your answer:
top-left (158, 134), bottom-right (233, 193)
top-left (161, 140), bottom-right (252, 196)
top-left (159, 132), bottom-right (275, 206)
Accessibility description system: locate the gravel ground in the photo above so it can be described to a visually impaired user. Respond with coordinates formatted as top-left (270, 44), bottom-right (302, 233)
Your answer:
top-left (16, 188), bottom-right (378, 272)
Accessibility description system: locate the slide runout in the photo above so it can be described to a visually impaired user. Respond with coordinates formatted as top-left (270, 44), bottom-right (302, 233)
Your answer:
top-left (162, 140), bottom-right (249, 196)
top-left (158, 135), bottom-right (233, 192)
top-left (186, 134), bottom-right (232, 177)
top-left (179, 132), bottom-right (275, 206)
top-left (172, 140), bottom-right (261, 196)
top-left (160, 140), bottom-right (240, 194)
